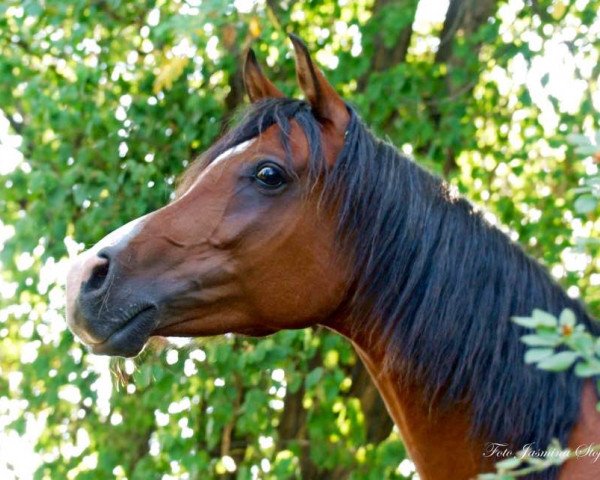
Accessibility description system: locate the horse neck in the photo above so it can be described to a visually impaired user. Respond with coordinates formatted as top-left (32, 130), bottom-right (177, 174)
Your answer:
top-left (343, 329), bottom-right (600, 480)
top-left (327, 314), bottom-right (492, 479)
top-left (323, 119), bottom-right (599, 477)
top-left (324, 257), bottom-right (599, 480)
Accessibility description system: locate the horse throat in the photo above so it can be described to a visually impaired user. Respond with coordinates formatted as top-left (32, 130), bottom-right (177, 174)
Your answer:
top-left (326, 309), bottom-right (600, 480)
top-left (346, 326), bottom-right (493, 479)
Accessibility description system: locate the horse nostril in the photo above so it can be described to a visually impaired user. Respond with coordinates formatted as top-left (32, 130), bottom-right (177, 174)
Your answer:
top-left (84, 256), bottom-right (110, 293)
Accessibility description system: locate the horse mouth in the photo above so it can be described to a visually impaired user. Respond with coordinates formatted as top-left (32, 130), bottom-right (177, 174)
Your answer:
top-left (88, 305), bottom-right (159, 357)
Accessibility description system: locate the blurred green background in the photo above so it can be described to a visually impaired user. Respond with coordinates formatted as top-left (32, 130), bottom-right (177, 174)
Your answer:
top-left (0, 0), bottom-right (599, 478)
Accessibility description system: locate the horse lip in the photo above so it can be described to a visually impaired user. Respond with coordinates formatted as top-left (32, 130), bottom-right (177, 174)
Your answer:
top-left (96, 305), bottom-right (155, 344)
top-left (88, 305), bottom-right (159, 357)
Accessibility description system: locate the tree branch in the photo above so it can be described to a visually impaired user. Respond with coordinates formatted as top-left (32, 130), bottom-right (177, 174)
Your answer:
top-left (430, 0), bottom-right (499, 176)
top-left (357, 0), bottom-right (419, 91)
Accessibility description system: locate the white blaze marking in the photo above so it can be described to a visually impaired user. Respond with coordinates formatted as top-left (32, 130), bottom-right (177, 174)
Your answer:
top-left (212, 139), bottom-right (254, 165)
top-left (82, 214), bottom-right (149, 259)
top-left (66, 214), bottom-right (150, 322)
top-left (68, 138), bottom-right (255, 321)
top-left (181, 139), bottom-right (255, 198)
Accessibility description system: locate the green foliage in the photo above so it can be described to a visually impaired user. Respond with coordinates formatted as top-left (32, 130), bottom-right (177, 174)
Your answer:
top-left (483, 304), bottom-right (600, 480)
top-left (513, 308), bottom-right (600, 400)
top-left (491, 126), bottom-right (600, 479)
top-left (568, 133), bottom-right (600, 217)
top-left (511, 127), bottom-right (600, 403)
top-left (1, 0), bottom-right (599, 479)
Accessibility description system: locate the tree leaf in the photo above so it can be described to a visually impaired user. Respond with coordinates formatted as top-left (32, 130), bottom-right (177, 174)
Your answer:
top-left (566, 133), bottom-right (591, 147)
top-left (521, 334), bottom-right (561, 347)
top-left (537, 351), bottom-right (580, 372)
top-left (524, 348), bottom-right (554, 364)
top-left (558, 308), bottom-right (576, 327)
top-left (574, 194), bottom-right (597, 214)
top-left (575, 145), bottom-right (600, 156)
top-left (532, 309), bottom-right (558, 328)
top-left (495, 456), bottom-right (522, 470)
top-left (305, 367), bottom-right (324, 389)
top-left (574, 361), bottom-right (600, 378)
top-left (569, 332), bottom-right (595, 355)
top-left (512, 316), bottom-right (538, 329)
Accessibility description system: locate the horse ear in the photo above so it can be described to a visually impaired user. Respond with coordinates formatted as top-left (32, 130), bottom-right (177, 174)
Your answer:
top-left (243, 48), bottom-right (284, 102)
top-left (289, 34), bottom-right (348, 134)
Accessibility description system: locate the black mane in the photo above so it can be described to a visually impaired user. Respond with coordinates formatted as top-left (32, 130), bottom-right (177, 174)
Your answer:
top-left (183, 98), bottom-right (599, 479)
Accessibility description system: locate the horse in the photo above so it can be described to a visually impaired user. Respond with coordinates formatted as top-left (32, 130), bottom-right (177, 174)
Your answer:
top-left (65, 35), bottom-right (600, 479)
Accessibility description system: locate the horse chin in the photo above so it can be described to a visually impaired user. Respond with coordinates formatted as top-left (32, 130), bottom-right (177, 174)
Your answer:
top-left (152, 320), bottom-right (279, 339)
top-left (234, 326), bottom-right (280, 337)
top-left (86, 306), bottom-right (159, 358)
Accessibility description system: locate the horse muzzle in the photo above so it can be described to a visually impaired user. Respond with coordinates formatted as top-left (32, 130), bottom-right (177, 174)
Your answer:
top-left (66, 245), bottom-right (160, 357)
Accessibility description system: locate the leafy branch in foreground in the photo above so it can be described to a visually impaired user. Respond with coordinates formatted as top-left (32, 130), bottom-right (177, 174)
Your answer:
top-left (513, 308), bottom-right (600, 384)
top-left (568, 132), bottom-right (600, 217)
top-left (480, 308), bottom-right (600, 479)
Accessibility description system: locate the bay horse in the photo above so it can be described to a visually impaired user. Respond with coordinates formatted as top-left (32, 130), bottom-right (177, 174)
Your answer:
top-left (65, 35), bottom-right (600, 479)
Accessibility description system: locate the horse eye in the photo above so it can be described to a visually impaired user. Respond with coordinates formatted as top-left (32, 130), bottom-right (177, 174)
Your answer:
top-left (254, 163), bottom-right (287, 189)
